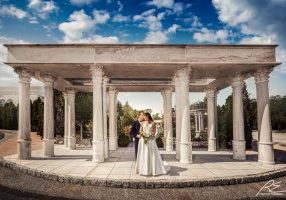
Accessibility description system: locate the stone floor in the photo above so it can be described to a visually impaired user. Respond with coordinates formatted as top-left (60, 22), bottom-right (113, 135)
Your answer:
top-left (3, 145), bottom-right (286, 181)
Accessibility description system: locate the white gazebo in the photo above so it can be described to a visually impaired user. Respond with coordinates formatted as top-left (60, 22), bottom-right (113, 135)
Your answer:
top-left (4, 44), bottom-right (280, 165)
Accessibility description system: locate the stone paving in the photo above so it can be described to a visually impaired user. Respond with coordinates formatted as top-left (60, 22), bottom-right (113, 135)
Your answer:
top-left (3, 145), bottom-right (286, 182)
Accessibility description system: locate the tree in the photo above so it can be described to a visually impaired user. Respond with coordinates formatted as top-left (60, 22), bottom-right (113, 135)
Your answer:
top-left (75, 92), bottom-right (93, 140)
top-left (2, 99), bottom-right (18, 130)
top-left (54, 89), bottom-right (64, 136)
top-left (31, 96), bottom-right (44, 136)
top-left (242, 83), bottom-right (253, 149)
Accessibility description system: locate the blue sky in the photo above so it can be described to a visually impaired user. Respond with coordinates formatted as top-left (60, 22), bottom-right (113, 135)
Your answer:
top-left (0, 0), bottom-right (285, 114)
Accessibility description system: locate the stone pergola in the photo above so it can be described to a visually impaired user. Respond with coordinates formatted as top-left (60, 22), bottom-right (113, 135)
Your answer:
top-left (4, 44), bottom-right (280, 165)
top-left (190, 109), bottom-right (207, 138)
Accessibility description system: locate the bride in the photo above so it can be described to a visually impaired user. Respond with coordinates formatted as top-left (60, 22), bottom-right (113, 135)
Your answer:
top-left (135, 112), bottom-right (170, 176)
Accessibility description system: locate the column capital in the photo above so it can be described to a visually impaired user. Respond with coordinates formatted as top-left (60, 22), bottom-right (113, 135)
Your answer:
top-left (254, 67), bottom-right (272, 84)
top-left (232, 75), bottom-right (244, 88)
top-left (205, 86), bottom-right (217, 97)
top-left (175, 66), bottom-right (191, 81)
top-left (41, 74), bottom-right (56, 87)
top-left (108, 86), bottom-right (118, 94)
top-left (15, 68), bottom-right (33, 83)
top-left (103, 76), bottom-right (109, 84)
top-left (163, 87), bottom-right (173, 94)
top-left (90, 63), bottom-right (104, 80)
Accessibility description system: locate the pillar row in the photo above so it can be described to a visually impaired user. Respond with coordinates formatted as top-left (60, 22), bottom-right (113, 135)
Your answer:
top-left (232, 76), bottom-right (246, 160)
top-left (103, 77), bottom-right (109, 158)
top-left (174, 75), bottom-right (181, 160)
top-left (15, 68), bottom-right (33, 160)
top-left (177, 67), bottom-right (192, 164)
top-left (255, 68), bottom-right (274, 165)
top-left (164, 88), bottom-right (173, 152)
top-left (206, 88), bottom-right (217, 152)
top-left (91, 64), bottom-right (105, 163)
top-left (109, 87), bottom-right (118, 151)
top-left (42, 74), bottom-right (56, 157)
top-left (66, 89), bottom-right (76, 150)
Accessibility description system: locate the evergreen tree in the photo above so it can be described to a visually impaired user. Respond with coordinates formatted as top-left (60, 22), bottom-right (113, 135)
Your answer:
top-left (31, 96), bottom-right (44, 136)
top-left (54, 89), bottom-right (64, 136)
top-left (75, 92), bottom-right (93, 140)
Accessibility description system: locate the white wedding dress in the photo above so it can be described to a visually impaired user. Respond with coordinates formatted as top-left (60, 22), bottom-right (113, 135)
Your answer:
top-left (135, 122), bottom-right (170, 176)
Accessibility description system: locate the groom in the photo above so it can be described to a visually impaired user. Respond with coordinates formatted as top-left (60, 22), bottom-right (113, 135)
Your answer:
top-left (130, 111), bottom-right (144, 160)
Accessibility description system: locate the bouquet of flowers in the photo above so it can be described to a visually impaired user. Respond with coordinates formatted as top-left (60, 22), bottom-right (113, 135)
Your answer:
top-left (140, 126), bottom-right (154, 144)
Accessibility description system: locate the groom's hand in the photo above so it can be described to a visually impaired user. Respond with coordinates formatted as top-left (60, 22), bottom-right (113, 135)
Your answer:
top-left (136, 134), bottom-right (141, 139)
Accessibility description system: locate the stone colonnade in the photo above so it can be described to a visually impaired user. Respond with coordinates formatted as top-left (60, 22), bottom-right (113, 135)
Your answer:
top-left (15, 65), bottom-right (275, 165)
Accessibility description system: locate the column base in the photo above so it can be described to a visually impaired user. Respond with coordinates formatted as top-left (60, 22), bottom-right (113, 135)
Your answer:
top-left (68, 136), bottom-right (76, 150)
top-left (179, 141), bottom-right (192, 163)
top-left (43, 139), bottom-right (55, 157)
top-left (208, 138), bottom-right (217, 152)
top-left (175, 140), bottom-right (180, 160)
top-left (166, 137), bottom-right (173, 152)
top-left (17, 139), bottom-right (31, 160)
top-left (258, 141), bottom-right (274, 165)
top-left (109, 137), bottom-right (118, 151)
top-left (233, 140), bottom-right (246, 160)
top-left (64, 136), bottom-right (68, 147)
top-left (104, 139), bottom-right (109, 159)
top-left (195, 131), bottom-right (200, 138)
top-left (92, 140), bottom-right (105, 163)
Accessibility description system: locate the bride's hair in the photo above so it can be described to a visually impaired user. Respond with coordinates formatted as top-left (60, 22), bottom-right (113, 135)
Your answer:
top-left (143, 112), bottom-right (153, 122)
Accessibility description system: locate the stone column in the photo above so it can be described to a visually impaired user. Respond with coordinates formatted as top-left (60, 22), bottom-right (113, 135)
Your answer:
top-left (42, 74), bottom-right (56, 157)
top-left (161, 91), bottom-right (167, 148)
top-left (91, 64), bottom-right (104, 163)
top-left (201, 111), bottom-right (204, 131)
top-left (199, 112), bottom-right (202, 132)
top-left (115, 92), bottom-right (119, 149)
top-left (15, 69), bottom-right (33, 159)
top-left (164, 88), bottom-right (173, 152)
top-left (67, 89), bottom-right (76, 150)
top-left (63, 92), bottom-right (68, 147)
top-left (195, 112), bottom-right (200, 138)
top-left (255, 68), bottom-right (274, 165)
top-left (109, 87), bottom-right (118, 151)
top-left (177, 67), bottom-right (192, 163)
top-left (103, 77), bottom-right (109, 158)
top-left (232, 76), bottom-right (246, 160)
top-left (174, 75), bottom-right (181, 160)
top-left (206, 88), bottom-right (217, 152)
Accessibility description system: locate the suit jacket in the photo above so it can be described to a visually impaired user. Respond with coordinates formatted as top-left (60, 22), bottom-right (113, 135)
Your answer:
top-left (130, 120), bottom-right (141, 139)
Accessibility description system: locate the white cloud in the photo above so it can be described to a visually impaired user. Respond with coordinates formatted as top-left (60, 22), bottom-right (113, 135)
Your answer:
top-left (112, 14), bottom-right (130, 22)
top-left (70, 0), bottom-right (95, 6)
top-left (144, 31), bottom-right (168, 44)
top-left (166, 24), bottom-right (180, 34)
top-left (147, 0), bottom-right (184, 15)
top-left (117, 0), bottom-right (123, 12)
top-left (59, 10), bottom-right (95, 42)
top-left (147, 0), bottom-right (174, 8)
top-left (133, 9), bottom-right (165, 31)
top-left (212, 0), bottom-right (286, 74)
top-left (212, 0), bottom-right (254, 26)
top-left (93, 10), bottom-right (110, 24)
top-left (28, 0), bottom-right (58, 19)
top-left (144, 24), bottom-right (180, 44)
top-left (58, 10), bottom-right (118, 43)
top-left (193, 27), bottom-right (229, 43)
top-left (0, 5), bottom-right (27, 19)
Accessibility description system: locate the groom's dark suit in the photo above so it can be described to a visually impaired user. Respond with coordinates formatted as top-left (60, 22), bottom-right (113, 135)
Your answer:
top-left (130, 120), bottom-right (141, 160)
